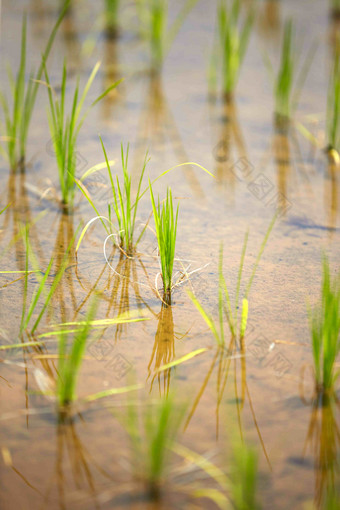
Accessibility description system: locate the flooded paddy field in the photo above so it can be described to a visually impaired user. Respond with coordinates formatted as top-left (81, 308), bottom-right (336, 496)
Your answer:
top-left (0, 1), bottom-right (340, 509)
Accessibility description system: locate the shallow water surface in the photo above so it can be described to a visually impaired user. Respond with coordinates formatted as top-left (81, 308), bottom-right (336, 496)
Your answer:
top-left (0, 1), bottom-right (340, 509)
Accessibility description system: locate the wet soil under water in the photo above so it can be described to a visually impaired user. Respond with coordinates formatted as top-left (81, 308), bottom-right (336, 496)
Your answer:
top-left (0, 1), bottom-right (340, 509)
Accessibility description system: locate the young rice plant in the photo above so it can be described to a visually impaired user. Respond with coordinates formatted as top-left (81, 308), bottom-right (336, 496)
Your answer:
top-left (326, 49), bottom-right (340, 155)
top-left (43, 62), bottom-right (122, 208)
top-left (76, 148), bottom-right (213, 259)
top-left (136, 0), bottom-right (199, 72)
top-left (189, 216), bottom-right (276, 345)
top-left (77, 138), bottom-right (149, 256)
top-left (57, 300), bottom-right (98, 406)
top-left (265, 19), bottom-right (315, 123)
top-left (0, 1), bottom-right (70, 170)
top-left (123, 391), bottom-right (187, 498)
top-left (56, 300), bottom-right (147, 407)
top-left (230, 438), bottom-right (261, 510)
top-left (308, 256), bottom-right (340, 394)
top-left (149, 182), bottom-right (179, 303)
top-left (209, 0), bottom-right (254, 99)
top-left (104, 0), bottom-right (120, 38)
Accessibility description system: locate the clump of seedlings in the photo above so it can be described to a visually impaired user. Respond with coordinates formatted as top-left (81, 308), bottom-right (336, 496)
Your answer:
top-left (0, 3), bottom-right (69, 171)
top-left (77, 143), bottom-right (212, 271)
top-left (149, 183), bottom-right (179, 305)
top-left (326, 49), bottom-right (340, 157)
top-left (308, 256), bottom-right (340, 395)
top-left (123, 391), bottom-right (187, 499)
top-left (189, 217), bottom-right (276, 344)
top-left (265, 20), bottom-right (315, 126)
top-left (43, 62), bottom-right (122, 209)
top-left (103, 140), bottom-right (149, 255)
top-left (136, 0), bottom-right (199, 72)
top-left (77, 138), bottom-right (149, 256)
top-left (209, 0), bottom-right (254, 100)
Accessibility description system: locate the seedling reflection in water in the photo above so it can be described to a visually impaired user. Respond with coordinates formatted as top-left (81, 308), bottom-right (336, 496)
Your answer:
top-left (303, 390), bottom-right (340, 508)
top-left (184, 219), bottom-right (276, 458)
top-left (147, 302), bottom-right (175, 395)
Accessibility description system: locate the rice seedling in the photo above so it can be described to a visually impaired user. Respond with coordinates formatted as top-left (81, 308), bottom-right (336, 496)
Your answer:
top-left (136, 0), bottom-right (199, 72)
top-left (174, 437), bottom-right (261, 509)
top-left (149, 182), bottom-right (179, 304)
top-left (122, 391), bottom-right (187, 498)
top-left (77, 138), bottom-right (149, 256)
top-left (273, 20), bottom-right (295, 122)
top-left (103, 141), bottom-right (148, 254)
top-left (0, 1), bottom-right (70, 171)
top-left (326, 50), bottom-right (340, 155)
top-left (77, 143), bottom-right (212, 262)
top-left (189, 217), bottom-right (276, 344)
top-left (265, 20), bottom-right (315, 123)
top-left (209, 0), bottom-right (254, 100)
top-left (43, 62), bottom-right (122, 209)
top-left (55, 304), bottom-right (146, 407)
top-left (104, 0), bottom-right (120, 38)
top-left (330, 0), bottom-right (340, 17)
top-left (230, 438), bottom-right (261, 510)
top-left (323, 489), bottom-right (340, 510)
top-left (308, 256), bottom-right (340, 394)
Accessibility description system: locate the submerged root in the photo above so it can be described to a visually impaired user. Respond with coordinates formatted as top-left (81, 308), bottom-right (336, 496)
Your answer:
top-left (102, 231), bottom-right (210, 306)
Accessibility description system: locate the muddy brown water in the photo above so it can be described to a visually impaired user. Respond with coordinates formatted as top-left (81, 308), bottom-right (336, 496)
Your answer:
top-left (0, 0), bottom-right (340, 509)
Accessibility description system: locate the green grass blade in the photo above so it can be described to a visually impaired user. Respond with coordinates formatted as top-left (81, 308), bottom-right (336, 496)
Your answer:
top-left (22, 257), bottom-right (54, 331)
top-left (245, 215), bottom-right (276, 298)
top-left (188, 290), bottom-right (222, 345)
top-left (234, 230), bottom-right (249, 324)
